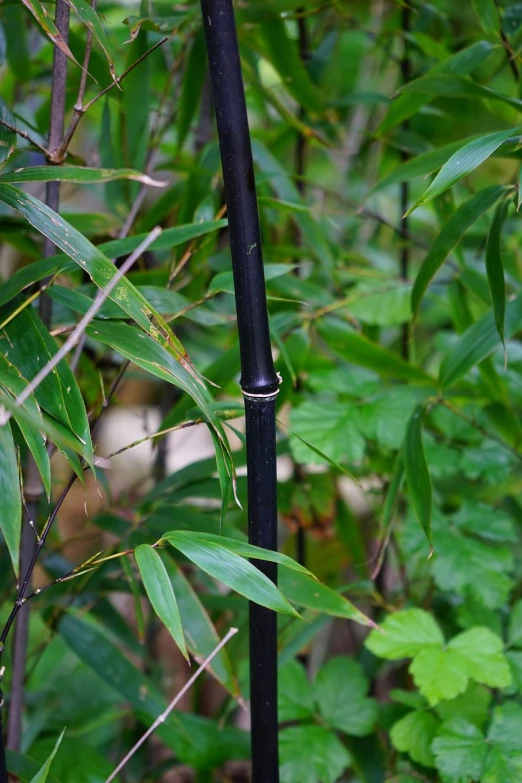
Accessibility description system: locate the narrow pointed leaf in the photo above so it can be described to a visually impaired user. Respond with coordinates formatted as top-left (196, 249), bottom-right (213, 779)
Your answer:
top-left (135, 544), bottom-right (188, 661)
top-left (0, 421), bottom-right (22, 576)
top-left (68, 0), bottom-right (116, 80)
top-left (485, 200), bottom-right (509, 348)
top-left (164, 532), bottom-right (300, 617)
top-left (401, 74), bottom-right (522, 114)
top-left (0, 97), bottom-right (16, 164)
top-left (439, 295), bottom-right (522, 387)
top-left (406, 129), bottom-right (522, 215)
top-left (411, 186), bottom-right (506, 315)
top-left (473, 0), bottom-right (499, 33)
top-left (21, 0), bottom-right (80, 67)
top-left (0, 166), bottom-right (165, 186)
top-left (404, 405), bottom-right (432, 552)
top-left (30, 728), bottom-right (66, 783)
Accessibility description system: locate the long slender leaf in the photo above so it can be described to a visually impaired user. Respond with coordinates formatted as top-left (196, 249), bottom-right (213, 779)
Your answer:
top-left (0, 421), bottom-right (22, 576)
top-left (135, 544), bottom-right (188, 660)
top-left (21, 0), bottom-right (80, 66)
top-left (485, 200), bottom-right (509, 348)
top-left (404, 405), bottom-right (432, 553)
top-left (29, 728), bottom-right (66, 783)
top-left (0, 166), bottom-right (165, 186)
top-left (406, 129), bottom-right (522, 215)
top-left (411, 186), bottom-right (506, 314)
top-left (163, 532), bottom-right (300, 617)
top-left (0, 97), bottom-right (15, 164)
top-left (400, 74), bottom-right (522, 113)
top-left (68, 0), bottom-right (115, 79)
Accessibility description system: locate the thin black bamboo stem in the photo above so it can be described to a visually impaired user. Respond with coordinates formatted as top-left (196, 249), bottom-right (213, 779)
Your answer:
top-left (200, 1), bottom-right (280, 780)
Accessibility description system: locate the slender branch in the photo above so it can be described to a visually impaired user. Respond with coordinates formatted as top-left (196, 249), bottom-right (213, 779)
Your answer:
top-left (0, 228), bottom-right (161, 425)
top-left (104, 627), bottom-right (239, 783)
top-left (0, 118), bottom-right (49, 157)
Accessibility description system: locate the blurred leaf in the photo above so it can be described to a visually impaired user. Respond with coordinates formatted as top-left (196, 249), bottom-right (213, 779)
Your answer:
top-left (280, 726), bottom-right (351, 783)
top-left (314, 657), bottom-right (377, 736)
top-left (473, 0), bottom-right (499, 33)
top-left (390, 711), bottom-right (439, 768)
top-left (135, 545), bottom-right (188, 660)
top-left (20, 0), bottom-right (79, 66)
top-left (404, 404), bottom-right (432, 552)
top-left (68, 0), bottom-right (115, 79)
top-left (30, 728), bottom-right (65, 783)
top-left (177, 30), bottom-right (207, 152)
top-left (0, 420), bottom-right (21, 576)
top-left (0, 97), bottom-right (15, 164)
top-left (411, 186), bottom-right (506, 315)
top-left (401, 74), bottom-right (522, 113)
top-left (485, 200), bottom-right (509, 348)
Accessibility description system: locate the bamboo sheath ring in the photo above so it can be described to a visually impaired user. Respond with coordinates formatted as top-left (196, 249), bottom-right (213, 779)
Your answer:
top-left (241, 372), bottom-right (283, 399)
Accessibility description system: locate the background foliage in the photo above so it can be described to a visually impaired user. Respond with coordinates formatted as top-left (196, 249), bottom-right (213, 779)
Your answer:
top-left (2, 0), bottom-right (522, 781)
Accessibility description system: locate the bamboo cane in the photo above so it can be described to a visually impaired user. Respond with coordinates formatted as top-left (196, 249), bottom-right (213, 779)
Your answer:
top-left (200, 1), bottom-right (280, 780)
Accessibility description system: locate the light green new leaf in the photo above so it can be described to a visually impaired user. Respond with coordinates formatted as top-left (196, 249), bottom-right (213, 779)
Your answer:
top-left (410, 647), bottom-right (472, 705)
top-left (448, 627), bottom-right (511, 689)
top-left (390, 711), bottom-right (439, 768)
top-left (365, 608), bottom-right (443, 660)
top-left (164, 532), bottom-right (299, 617)
top-left (0, 354), bottom-right (51, 498)
top-left (21, 0), bottom-right (79, 66)
top-left (406, 128), bottom-right (522, 215)
top-left (404, 405), bottom-right (432, 551)
top-left (30, 728), bottom-right (66, 783)
top-left (135, 545), bottom-right (188, 660)
top-left (411, 186), bottom-right (506, 315)
top-left (0, 421), bottom-right (21, 576)
top-left (280, 726), bottom-right (351, 783)
top-left (433, 718), bottom-right (488, 783)
top-left (0, 166), bottom-right (165, 187)
top-left (0, 97), bottom-right (15, 164)
top-left (439, 294), bottom-right (522, 388)
top-left (68, 0), bottom-right (115, 80)
top-left (485, 200), bottom-right (509, 348)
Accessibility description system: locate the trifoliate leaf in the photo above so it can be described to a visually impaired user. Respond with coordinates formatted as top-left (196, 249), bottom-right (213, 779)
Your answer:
top-left (314, 657), bottom-right (377, 736)
top-left (410, 647), bottom-right (470, 705)
top-left (279, 726), bottom-right (351, 783)
top-left (448, 627), bottom-right (511, 690)
top-left (390, 710), bottom-right (439, 768)
top-left (433, 718), bottom-right (488, 783)
top-left (365, 609), bottom-right (444, 660)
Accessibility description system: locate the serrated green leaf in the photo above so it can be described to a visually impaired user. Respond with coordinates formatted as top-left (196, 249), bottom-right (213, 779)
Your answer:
top-left (135, 544), bottom-right (188, 660)
top-left (278, 661), bottom-right (314, 723)
top-left (365, 609), bottom-right (444, 659)
top-left (448, 627), bottom-right (511, 689)
top-left (314, 657), bottom-right (377, 736)
top-left (0, 420), bottom-right (21, 576)
top-left (390, 711), bottom-right (439, 768)
top-left (433, 718), bottom-right (487, 783)
top-left (163, 532), bottom-right (299, 617)
top-left (410, 647), bottom-right (471, 705)
top-left (485, 200), bottom-right (509, 347)
top-left (280, 726), bottom-right (351, 783)
top-left (411, 186), bottom-right (506, 315)
top-left (289, 401), bottom-right (365, 466)
top-left (404, 404), bottom-right (432, 551)
top-left (407, 129), bottom-right (522, 215)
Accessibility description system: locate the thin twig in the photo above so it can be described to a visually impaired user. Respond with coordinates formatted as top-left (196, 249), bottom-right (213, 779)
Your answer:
top-left (104, 627), bottom-right (239, 783)
top-left (0, 227), bottom-right (161, 426)
top-left (0, 118), bottom-right (49, 157)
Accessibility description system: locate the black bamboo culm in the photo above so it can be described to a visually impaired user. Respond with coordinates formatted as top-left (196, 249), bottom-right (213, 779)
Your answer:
top-left (200, 1), bottom-right (280, 781)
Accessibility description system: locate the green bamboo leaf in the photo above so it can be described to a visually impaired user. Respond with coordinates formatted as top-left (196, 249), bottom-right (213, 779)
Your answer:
top-left (406, 129), bottom-right (522, 215)
top-left (163, 532), bottom-right (300, 617)
top-left (411, 186), bottom-right (506, 315)
top-left (29, 728), bottom-right (66, 783)
top-left (135, 544), bottom-right (188, 661)
top-left (121, 556), bottom-right (145, 642)
top-left (404, 405), bottom-right (432, 553)
top-left (439, 295), bottom-right (522, 388)
top-left (0, 219), bottom-right (227, 309)
top-left (278, 570), bottom-right (376, 628)
top-left (0, 299), bottom-right (93, 464)
top-left (318, 317), bottom-right (433, 384)
top-left (485, 200), bottom-right (509, 350)
top-left (21, 0), bottom-right (80, 67)
top-left (166, 531), bottom-right (314, 577)
top-left (0, 421), bottom-right (22, 576)
top-left (163, 558), bottom-right (238, 696)
top-left (372, 449), bottom-right (405, 578)
top-left (0, 184), bottom-right (189, 361)
top-left (0, 166), bottom-right (165, 186)
top-left (0, 354), bottom-right (51, 498)
top-left (0, 97), bottom-right (15, 164)
top-left (252, 141), bottom-right (335, 270)
top-left (67, 0), bottom-right (116, 80)
top-left (254, 19), bottom-right (323, 112)
top-left (400, 74), bottom-right (522, 114)
top-left (177, 30), bottom-right (207, 152)
top-left (472, 0), bottom-right (499, 33)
